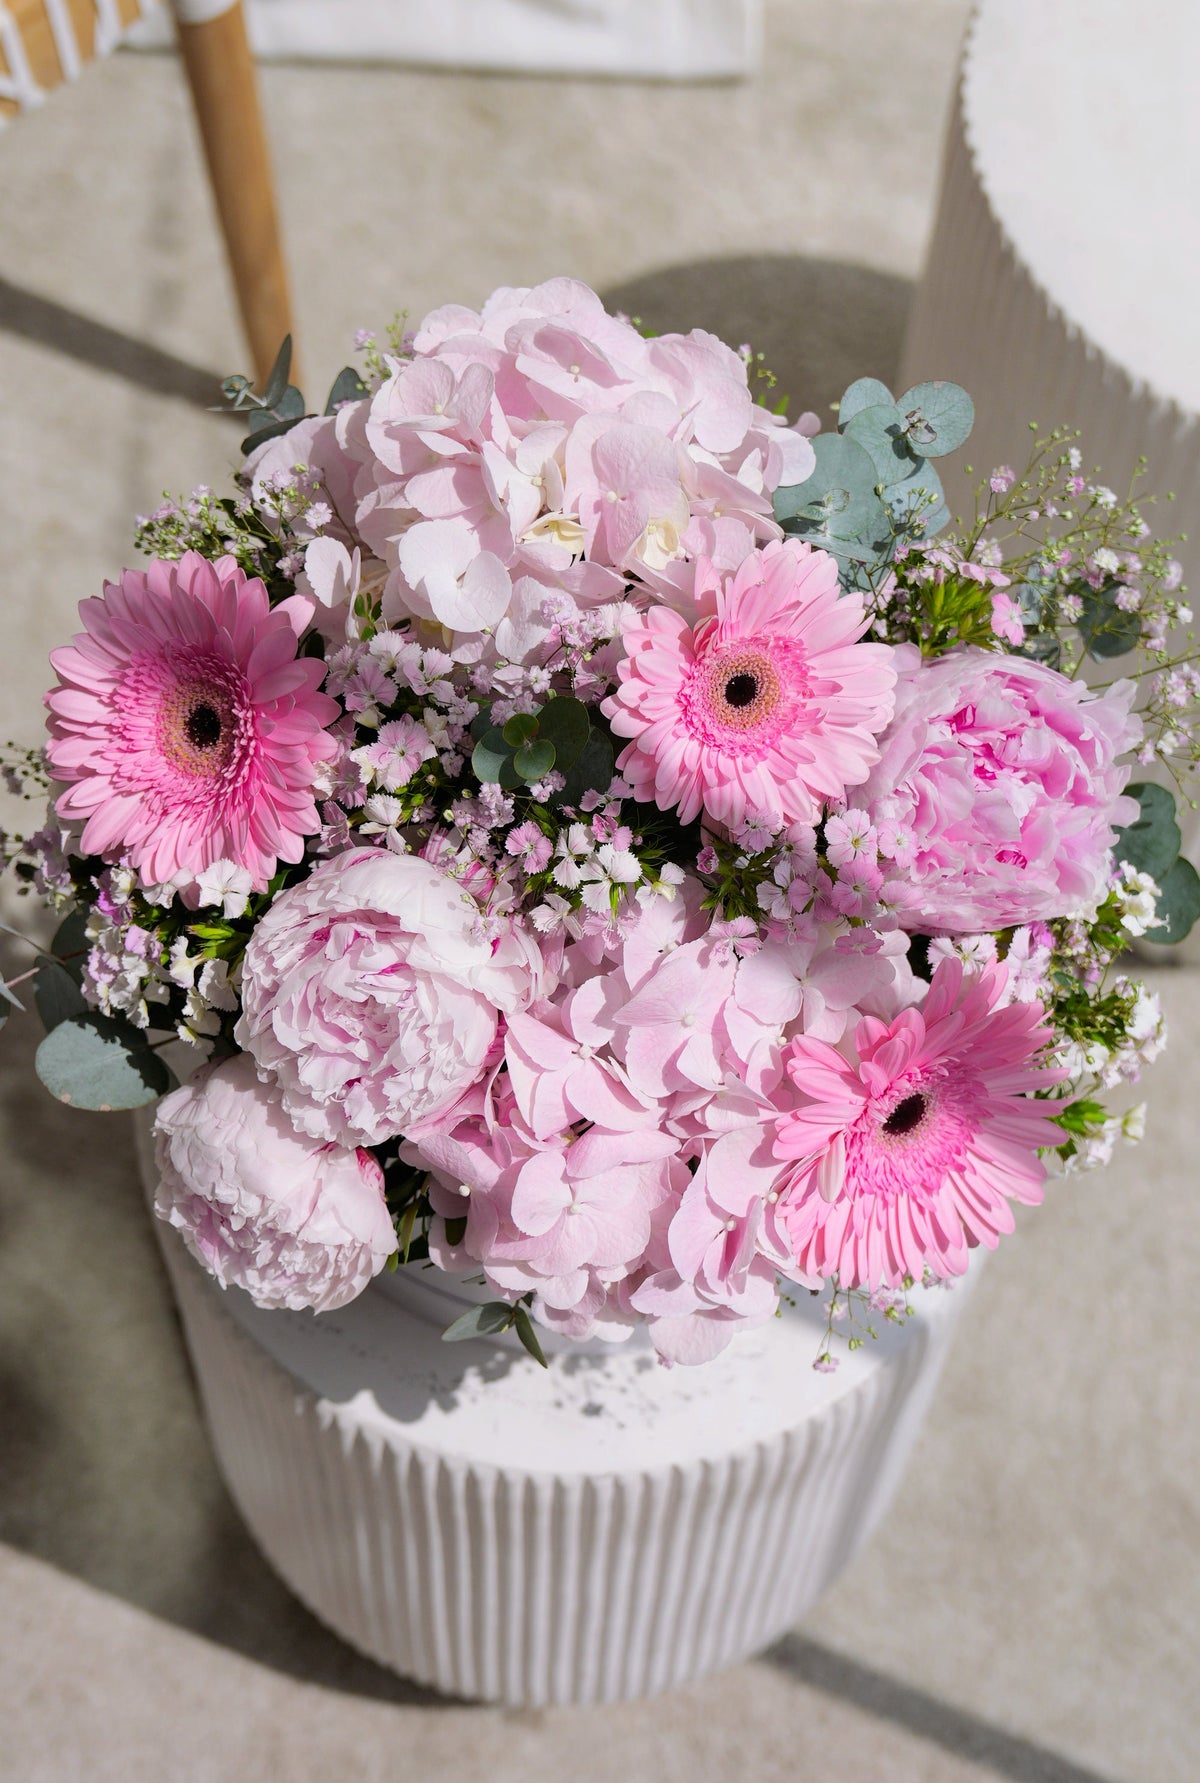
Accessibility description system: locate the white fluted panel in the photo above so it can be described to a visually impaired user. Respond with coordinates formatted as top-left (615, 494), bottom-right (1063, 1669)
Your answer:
top-left (137, 1087), bottom-right (970, 1705)
top-left (148, 1231), bottom-right (967, 1702)
top-left (903, 3), bottom-right (1200, 881)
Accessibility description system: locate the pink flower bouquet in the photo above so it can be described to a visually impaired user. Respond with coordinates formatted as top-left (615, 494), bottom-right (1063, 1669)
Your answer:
top-left (4, 278), bottom-right (1197, 1369)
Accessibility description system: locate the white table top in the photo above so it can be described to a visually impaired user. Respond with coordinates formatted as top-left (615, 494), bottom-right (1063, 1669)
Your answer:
top-left (966, 0), bottom-right (1200, 413)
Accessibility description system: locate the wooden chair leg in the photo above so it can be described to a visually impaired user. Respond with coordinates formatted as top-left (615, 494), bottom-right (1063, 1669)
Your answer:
top-left (170, 0), bottom-right (295, 387)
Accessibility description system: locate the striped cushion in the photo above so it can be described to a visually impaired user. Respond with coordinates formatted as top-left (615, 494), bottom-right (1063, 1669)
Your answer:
top-left (0, 0), bottom-right (153, 115)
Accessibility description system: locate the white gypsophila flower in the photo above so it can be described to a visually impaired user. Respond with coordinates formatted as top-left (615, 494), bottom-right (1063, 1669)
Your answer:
top-left (1091, 547), bottom-right (1120, 575)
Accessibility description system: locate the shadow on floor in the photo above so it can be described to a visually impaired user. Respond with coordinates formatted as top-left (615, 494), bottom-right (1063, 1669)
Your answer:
top-left (0, 272), bottom-right (232, 411)
top-left (602, 253), bottom-right (911, 419)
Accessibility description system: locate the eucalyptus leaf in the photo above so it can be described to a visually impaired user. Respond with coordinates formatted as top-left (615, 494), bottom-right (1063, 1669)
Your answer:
top-left (260, 335), bottom-right (293, 412)
top-left (535, 697), bottom-right (590, 771)
top-left (1114, 783), bottom-right (1182, 881)
top-left (441, 1302), bottom-right (516, 1343)
top-left (514, 739), bottom-right (556, 781)
top-left (884, 460), bottom-right (949, 538)
top-left (472, 728), bottom-right (522, 790)
top-left (33, 959), bottom-right (88, 1033)
top-left (843, 403), bottom-right (919, 482)
top-left (774, 433), bottom-right (889, 548)
top-left (554, 728), bottom-right (615, 809)
top-left (838, 377), bottom-right (895, 427)
top-left (1018, 631), bottom-right (1062, 670)
top-left (240, 401), bottom-right (308, 456)
top-left (512, 1305), bottom-right (549, 1368)
top-left (0, 976), bottom-right (23, 1012)
top-left (1076, 583), bottom-right (1142, 659)
top-left (443, 1215), bottom-right (468, 1247)
top-left (1145, 856), bottom-right (1200, 945)
top-left (325, 366), bottom-right (370, 414)
top-left (897, 381), bottom-right (975, 458)
top-left (49, 908), bottom-right (89, 983)
top-left (502, 712), bottom-right (539, 747)
top-left (35, 1014), bottom-right (177, 1111)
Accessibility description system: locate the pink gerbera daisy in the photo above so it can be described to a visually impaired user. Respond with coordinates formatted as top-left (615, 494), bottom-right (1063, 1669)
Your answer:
top-left (772, 959), bottom-right (1067, 1289)
top-left (45, 551), bottom-right (339, 891)
top-left (601, 539), bottom-right (896, 829)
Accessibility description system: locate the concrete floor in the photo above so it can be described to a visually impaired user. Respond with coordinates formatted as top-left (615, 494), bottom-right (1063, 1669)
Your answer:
top-left (1, 5), bottom-right (1197, 1778)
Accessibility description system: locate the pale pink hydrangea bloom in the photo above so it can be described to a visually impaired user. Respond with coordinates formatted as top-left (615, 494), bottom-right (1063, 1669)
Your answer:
top-left (773, 959), bottom-right (1066, 1289)
top-left (154, 1054), bottom-right (394, 1313)
top-left (330, 278), bottom-right (817, 659)
top-left (602, 539), bottom-right (897, 829)
top-left (859, 645), bottom-right (1141, 931)
top-left (236, 848), bottom-right (545, 1146)
top-left (45, 553), bottom-right (339, 893)
top-left (404, 880), bottom-right (928, 1363)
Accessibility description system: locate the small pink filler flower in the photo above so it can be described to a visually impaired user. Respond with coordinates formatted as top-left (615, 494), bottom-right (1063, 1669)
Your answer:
top-left (603, 539), bottom-right (896, 829)
top-left (773, 959), bottom-right (1066, 1289)
top-left (45, 551), bottom-right (339, 890)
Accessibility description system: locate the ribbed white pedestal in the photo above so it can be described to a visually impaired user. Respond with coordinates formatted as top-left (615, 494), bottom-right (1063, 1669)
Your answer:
top-left (137, 1120), bottom-right (975, 1705)
top-left (903, 2), bottom-right (1199, 594)
top-left (904, 0), bottom-right (1200, 896)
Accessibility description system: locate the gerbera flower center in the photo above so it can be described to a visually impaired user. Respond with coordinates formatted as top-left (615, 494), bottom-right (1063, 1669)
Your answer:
top-left (157, 677), bottom-right (239, 778)
top-left (695, 646), bottom-right (788, 735)
top-left (882, 1092), bottom-right (927, 1136)
top-left (185, 702), bottom-right (223, 749)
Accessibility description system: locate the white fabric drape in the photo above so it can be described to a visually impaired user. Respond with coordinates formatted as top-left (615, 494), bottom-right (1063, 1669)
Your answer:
top-left (130, 0), bottom-right (762, 78)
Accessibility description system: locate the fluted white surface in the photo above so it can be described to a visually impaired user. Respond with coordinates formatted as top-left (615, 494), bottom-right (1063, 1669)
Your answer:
top-left (903, 0), bottom-right (1200, 891)
top-left (138, 1120), bottom-right (975, 1705)
top-left (902, 2), bottom-right (1200, 594)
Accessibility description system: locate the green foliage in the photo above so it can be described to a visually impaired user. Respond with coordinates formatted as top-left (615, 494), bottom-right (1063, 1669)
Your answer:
top-left (439, 1297), bottom-right (549, 1367)
top-left (1143, 857), bottom-right (1200, 944)
top-left (552, 728), bottom-right (615, 811)
top-left (32, 960), bottom-right (87, 1032)
top-left (213, 336), bottom-right (309, 455)
top-left (325, 366), bottom-right (370, 414)
top-left (1114, 783), bottom-right (1181, 880)
top-left (47, 909), bottom-right (88, 982)
top-left (773, 375), bottom-right (969, 582)
top-left (441, 1301), bottom-right (516, 1342)
top-left (35, 1013), bottom-right (177, 1111)
top-left (512, 1305), bottom-right (548, 1367)
top-left (1075, 580), bottom-right (1142, 659)
top-left (1050, 1098), bottom-right (1108, 1136)
top-left (471, 696), bottom-right (597, 792)
top-left (836, 377), bottom-right (894, 426)
top-left (774, 432), bottom-right (890, 562)
top-left (896, 381), bottom-right (975, 458)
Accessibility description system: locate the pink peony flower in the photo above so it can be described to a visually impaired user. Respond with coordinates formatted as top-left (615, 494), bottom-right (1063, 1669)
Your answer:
top-left (859, 645), bottom-right (1140, 931)
top-left (153, 1054), bottom-right (394, 1312)
top-left (236, 848), bottom-right (544, 1146)
top-left (773, 959), bottom-right (1066, 1289)
top-left (602, 539), bottom-right (897, 829)
top-left (45, 552), bottom-right (338, 892)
